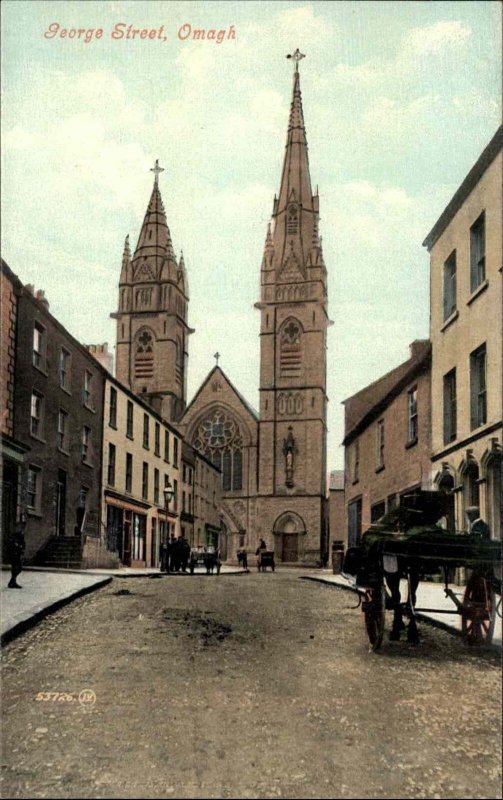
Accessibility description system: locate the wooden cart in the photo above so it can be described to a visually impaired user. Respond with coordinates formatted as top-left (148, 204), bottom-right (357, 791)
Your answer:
top-left (345, 529), bottom-right (501, 651)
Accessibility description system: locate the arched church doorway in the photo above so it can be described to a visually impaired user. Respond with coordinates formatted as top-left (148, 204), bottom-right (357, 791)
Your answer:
top-left (273, 512), bottom-right (306, 563)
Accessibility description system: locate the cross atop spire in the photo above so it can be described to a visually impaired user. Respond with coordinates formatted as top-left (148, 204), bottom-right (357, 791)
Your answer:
top-left (286, 48), bottom-right (306, 72)
top-left (150, 158), bottom-right (164, 186)
top-left (214, 352), bottom-right (220, 366)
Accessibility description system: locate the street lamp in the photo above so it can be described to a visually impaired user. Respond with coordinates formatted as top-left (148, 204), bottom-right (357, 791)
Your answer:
top-left (162, 480), bottom-right (175, 574)
top-left (163, 480), bottom-right (174, 513)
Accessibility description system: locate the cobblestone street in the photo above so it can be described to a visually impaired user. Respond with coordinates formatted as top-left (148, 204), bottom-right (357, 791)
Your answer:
top-left (1, 572), bottom-right (501, 799)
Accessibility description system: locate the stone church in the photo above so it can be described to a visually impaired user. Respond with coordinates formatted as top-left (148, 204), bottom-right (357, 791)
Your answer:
top-left (112, 57), bottom-right (329, 565)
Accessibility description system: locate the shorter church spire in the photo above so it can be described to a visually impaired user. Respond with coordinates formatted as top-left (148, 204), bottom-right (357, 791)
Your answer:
top-left (131, 161), bottom-right (177, 275)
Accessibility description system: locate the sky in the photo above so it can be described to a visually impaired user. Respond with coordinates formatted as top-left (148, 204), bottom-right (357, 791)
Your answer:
top-left (2, 0), bottom-right (501, 469)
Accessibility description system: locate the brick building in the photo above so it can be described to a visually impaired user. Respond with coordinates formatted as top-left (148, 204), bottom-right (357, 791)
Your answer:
top-left (192, 449), bottom-right (222, 555)
top-left (102, 375), bottom-right (183, 568)
top-left (7, 263), bottom-right (106, 566)
top-left (180, 441), bottom-right (195, 546)
top-left (328, 469), bottom-right (345, 551)
top-left (1, 262), bottom-right (29, 560)
top-left (343, 341), bottom-right (432, 547)
top-left (424, 126), bottom-right (502, 538)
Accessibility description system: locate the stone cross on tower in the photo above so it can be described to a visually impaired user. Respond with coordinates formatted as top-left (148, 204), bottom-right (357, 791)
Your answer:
top-left (214, 352), bottom-right (220, 366)
top-left (150, 159), bottom-right (164, 186)
top-left (286, 48), bottom-right (306, 72)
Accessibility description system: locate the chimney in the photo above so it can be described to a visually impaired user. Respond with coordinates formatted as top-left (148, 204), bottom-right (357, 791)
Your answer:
top-left (35, 289), bottom-right (50, 310)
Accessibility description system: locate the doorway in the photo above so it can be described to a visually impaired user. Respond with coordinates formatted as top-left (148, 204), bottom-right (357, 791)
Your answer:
top-left (55, 470), bottom-right (67, 536)
top-left (281, 533), bottom-right (299, 562)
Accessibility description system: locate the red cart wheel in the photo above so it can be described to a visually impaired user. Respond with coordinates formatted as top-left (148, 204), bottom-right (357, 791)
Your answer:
top-left (462, 573), bottom-right (495, 645)
top-left (363, 584), bottom-right (385, 651)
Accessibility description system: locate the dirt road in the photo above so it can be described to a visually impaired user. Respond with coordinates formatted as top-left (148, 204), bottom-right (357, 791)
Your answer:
top-left (1, 571), bottom-right (501, 798)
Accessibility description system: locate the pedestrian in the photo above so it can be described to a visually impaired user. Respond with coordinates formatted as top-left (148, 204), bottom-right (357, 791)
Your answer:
top-left (8, 518), bottom-right (26, 589)
top-left (180, 534), bottom-right (190, 573)
top-left (160, 540), bottom-right (168, 573)
top-left (168, 534), bottom-right (177, 572)
top-left (172, 536), bottom-right (182, 572)
top-left (255, 538), bottom-right (267, 570)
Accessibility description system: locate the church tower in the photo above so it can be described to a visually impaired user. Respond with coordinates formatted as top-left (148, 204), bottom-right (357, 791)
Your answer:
top-left (112, 162), bottom-right (192, 422)
top-left (256, 52), bottom-right (329, 564)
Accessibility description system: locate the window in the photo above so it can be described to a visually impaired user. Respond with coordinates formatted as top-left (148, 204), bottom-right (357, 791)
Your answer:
top-left (407, 387), bottom-right (418, 443)
top-left (57, 410), bottom-right (68, 451)
top-left (143, 414), bottom-right (149, 449)
top-left (348, 498), bottom-right (362, 548)
top-left (470, 344), bottom-right (487, 429)
top-left (33, 323), bottom-right (45, 369)
top-left (183, 464), bottom-right (187, 483)
top-left (470, 211), bottom-right (485, 293)
top-left (182, 490), bottom-right (186, 512)
top-left (443, 250), bottom-right (457, 320)
top-left (173, 479), bottom-right (178, 511)
top-left (443, 369), bottom-right (457, 445)
top-left (109, 387), bottom-right (117, 428)
top-left (30, 391), bottom-right (44, 438)
top-left (107, 443), bottom-right (116, 486)
top-left (192, 408), bottom-right (243, 492)
top-left (376, 420), bottom-right (385, 470)
top-left (82, 426), bottom-right (91, 462)
top-left (164, 430), bottom-right (170, 462)
top-left (280, 319), bottom-right (302, 378)
top-left (371, 501), bottom-right (385, 524)
top-left (27, 466), bottom-right (41, 512)
top-left (126, 401), bottom-right (134, 438)
top-left (83, 370), bottom-right (93, 409)
top-left (125, 453), bottom-right (133, 493)
top-left (154, 423), bottom-right (160, 456)
top-left (154, 468), bottom-right (160, 505)
top-left (134, 329), bottom-right (154, 379)
top-left (59, 348), bottom-right (70, 390)
top-left (352, 440), bottom-right (359, 483)
top-left (142, 462), bottom-right (149, 501)
top-left (173, 438), bottom-right (179, 467)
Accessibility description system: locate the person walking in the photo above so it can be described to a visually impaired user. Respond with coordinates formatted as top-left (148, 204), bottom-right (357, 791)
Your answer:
top-left (168, 534), bottom-right (177, 573)
top-left (8, 518), bottom-right (26, 589)
top-left (180, 534), bottom-right (190, 573)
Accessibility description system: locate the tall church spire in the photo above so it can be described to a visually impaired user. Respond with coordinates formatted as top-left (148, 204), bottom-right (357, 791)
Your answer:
top-left (271, 52), bottom-right (317, 272)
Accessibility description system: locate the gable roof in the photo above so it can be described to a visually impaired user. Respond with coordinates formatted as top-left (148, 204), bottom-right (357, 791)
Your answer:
top-left (343, 340), bottom-right (431, 445)
top-left (423, 125), bottom-right (503, 251)
top-left (183, 365), bottom-right (259, 423)
top-left (328, 470), bottom-right (344, 491)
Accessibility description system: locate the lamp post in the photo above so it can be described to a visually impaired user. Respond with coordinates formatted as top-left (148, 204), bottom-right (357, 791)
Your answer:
top-left (162, 480), bottom-right (175, 573)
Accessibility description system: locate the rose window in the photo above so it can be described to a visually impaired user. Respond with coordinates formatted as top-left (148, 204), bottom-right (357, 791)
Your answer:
top-left (193, 409), bottom-right (243, 491)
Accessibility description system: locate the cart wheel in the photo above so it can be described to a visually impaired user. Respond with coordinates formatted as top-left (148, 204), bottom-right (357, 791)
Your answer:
top-left (363, 584), bottom-right (385, 651)
top-left (462, 573), bottom-right (495, 645)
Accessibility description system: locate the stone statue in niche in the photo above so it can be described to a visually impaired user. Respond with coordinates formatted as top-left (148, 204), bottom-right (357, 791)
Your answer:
top-left (282, 426), bottom-right (296, 488)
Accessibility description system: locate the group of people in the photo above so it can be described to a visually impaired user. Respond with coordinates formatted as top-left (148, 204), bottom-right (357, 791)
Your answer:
top-left (160, 534), bottom-right (191, 573)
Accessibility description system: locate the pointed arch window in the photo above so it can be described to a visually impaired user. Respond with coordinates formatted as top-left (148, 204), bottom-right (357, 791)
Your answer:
top-left (193, 409), bottom-right (243, 491)
top-left (134, 329), bottom-right (155, 379)
top-left (280, 319), bottom-right (302, 378)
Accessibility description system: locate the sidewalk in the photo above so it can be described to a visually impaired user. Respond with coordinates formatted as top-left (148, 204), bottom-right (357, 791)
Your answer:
top-left (1, 564), bottom-right (248, 644)
top-left (301, 570), bottom-right (502, 647)
top-left (1, 570), bottom-right (112, 644)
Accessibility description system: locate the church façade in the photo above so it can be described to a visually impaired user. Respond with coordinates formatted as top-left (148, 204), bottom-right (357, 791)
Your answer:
top-left (111, 54), bottom-right (330, 565)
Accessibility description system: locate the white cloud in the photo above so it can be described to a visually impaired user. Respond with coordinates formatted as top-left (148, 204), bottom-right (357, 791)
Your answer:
top-left (404, 20), bottom-right (471, 56)
top-left (277, 5), bottom-right (332, 43)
